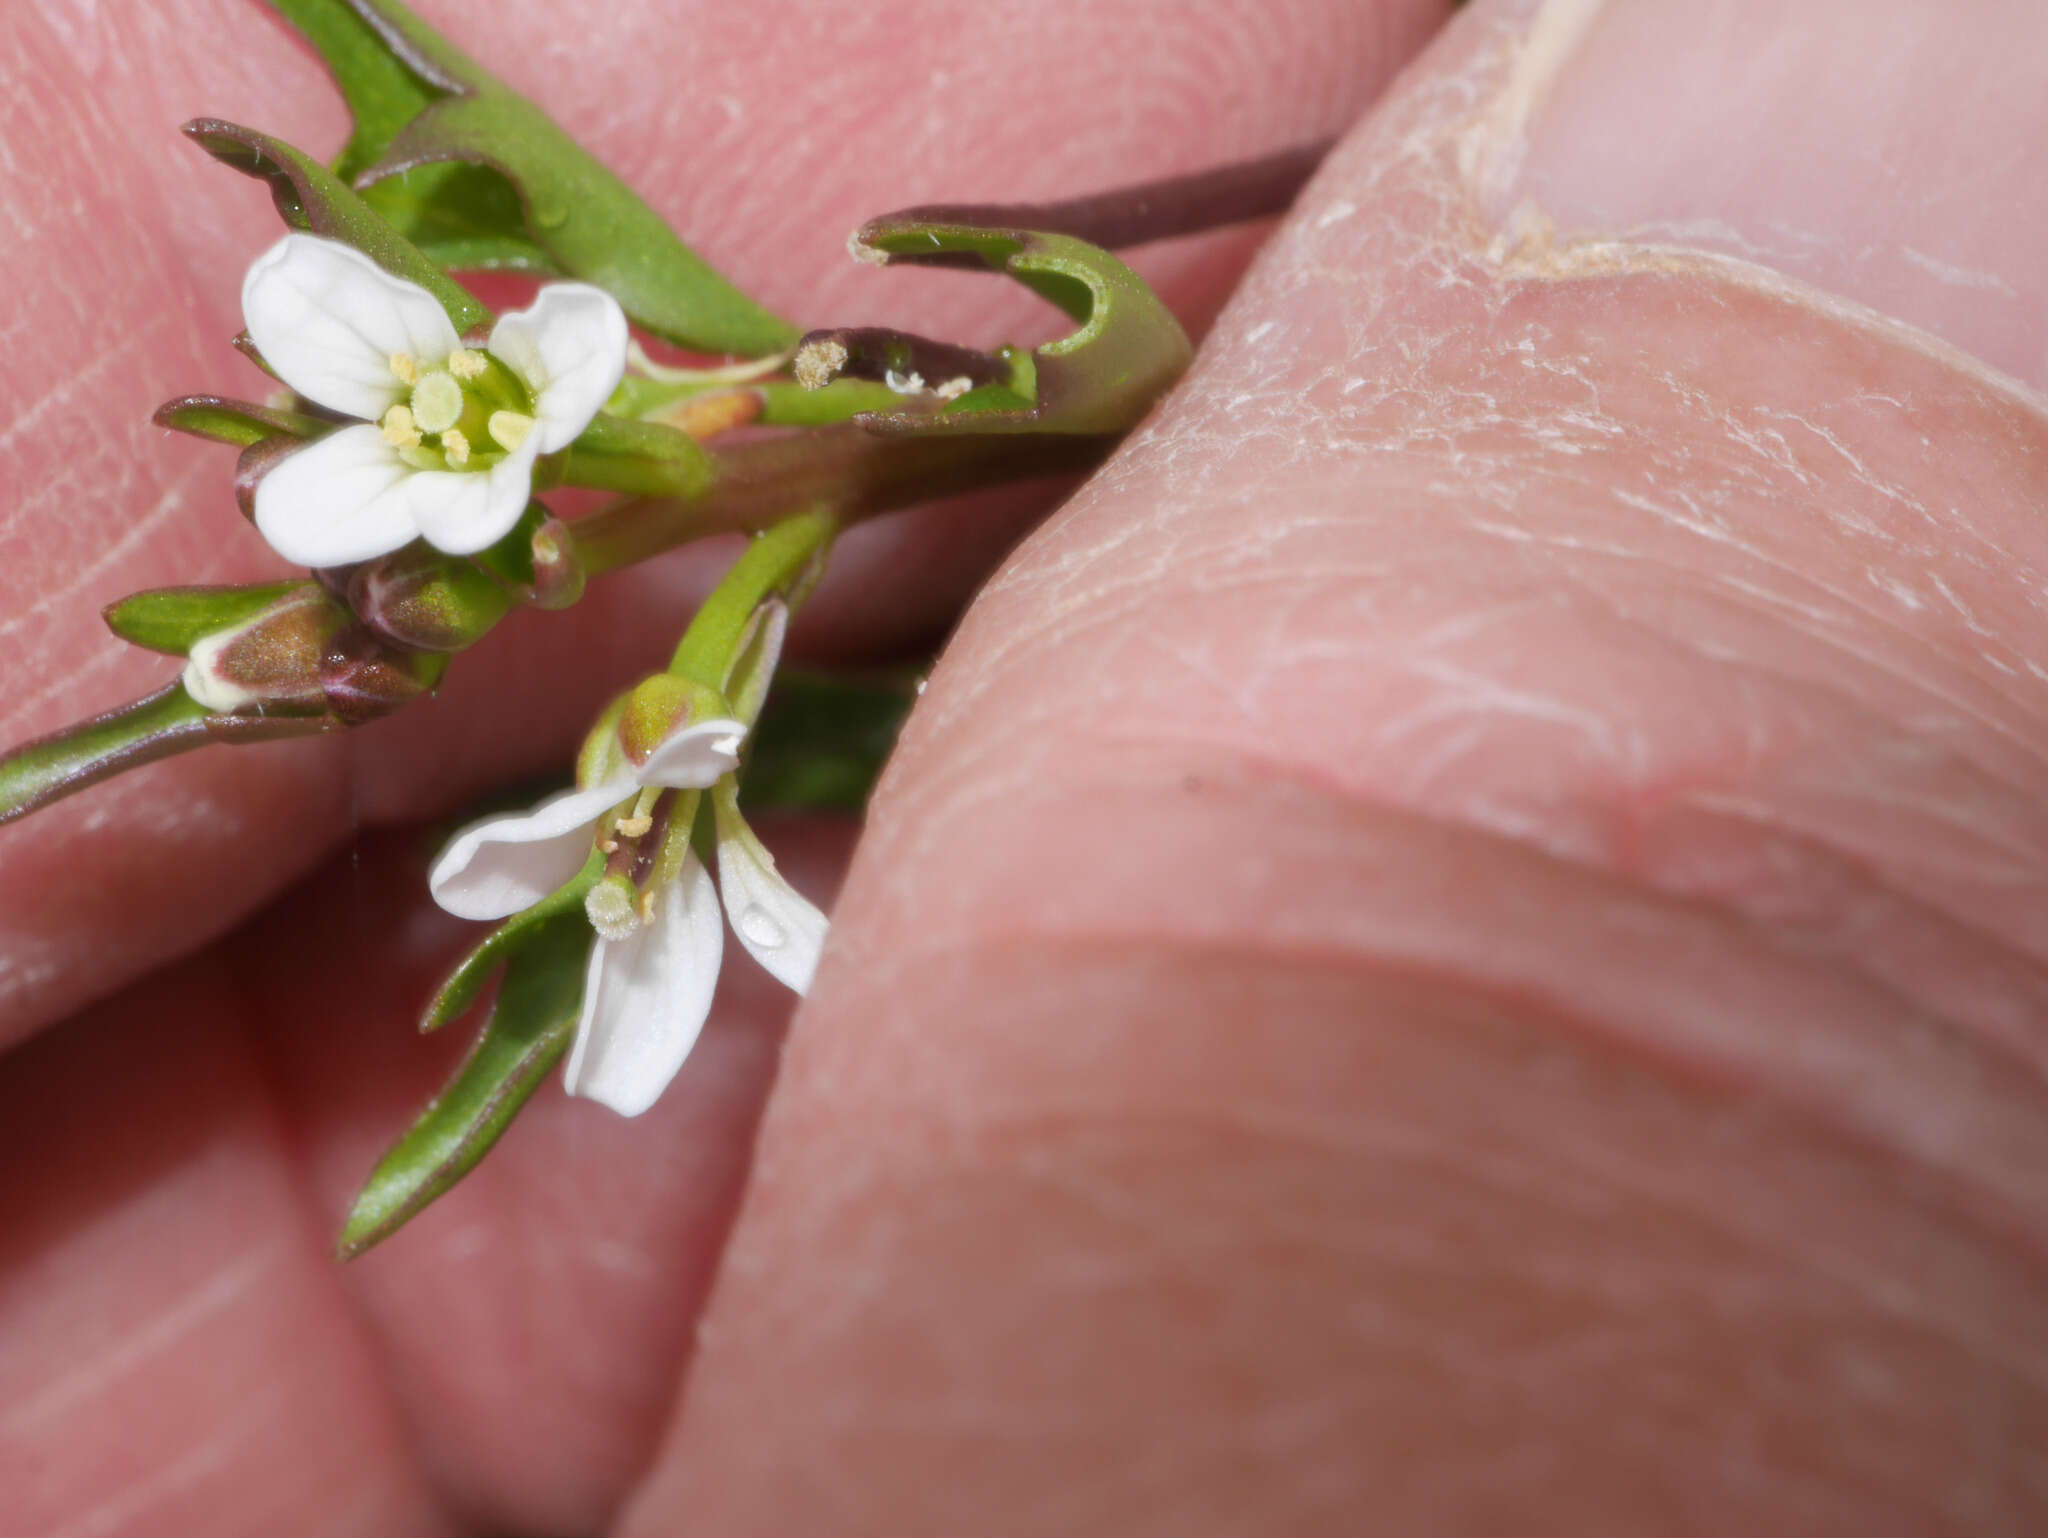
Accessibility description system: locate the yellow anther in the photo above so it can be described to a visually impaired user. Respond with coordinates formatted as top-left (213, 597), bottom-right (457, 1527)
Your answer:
top-left (487, 410), bottom-right (535, 453)
top-left (614, 813), bottom-right (653, 838)
top-left (389, 352), bottom-right (419, 385)
top-left (410, 370), bottom-right (463, 434)
top-left (379, 404), bottom-right (421, 449)
top-left (448, 348), bottom-right (488, 381)
top-left (441, 427), bottom-right (471, 467)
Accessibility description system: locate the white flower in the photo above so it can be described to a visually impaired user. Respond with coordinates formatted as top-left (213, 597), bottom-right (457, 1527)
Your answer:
top-left (241, 233), bottom-right (627, 567)
top-left (427, 711), bottom-right (828, 1118)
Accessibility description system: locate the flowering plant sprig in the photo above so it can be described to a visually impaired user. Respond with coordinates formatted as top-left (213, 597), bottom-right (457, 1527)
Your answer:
top-left (0, 0), bottom-right (1328, 1252)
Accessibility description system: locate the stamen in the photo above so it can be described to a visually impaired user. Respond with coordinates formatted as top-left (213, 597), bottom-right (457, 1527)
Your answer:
top-left (410, 371), bottom-right (463, 434)
top-left (488, 410), bottom-right (535, 453)
top-left (614, 813), bottom-right (653, 838)
top-left (448, 348), bottom-right (488, 381)
top-left (379, 404), bottom-right (422, 449)
top-left (389, 352), bottom-right (419, 385)
top-left (792, 337), bottom-right (850, 392)
top-left (441, 427), bottom-right (471, 467)
top-left (585, 876), bottom-right (643, 942)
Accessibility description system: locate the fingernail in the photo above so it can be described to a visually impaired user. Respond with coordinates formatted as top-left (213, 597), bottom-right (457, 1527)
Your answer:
top-left (1495, 0), bottom-right (2048, 389)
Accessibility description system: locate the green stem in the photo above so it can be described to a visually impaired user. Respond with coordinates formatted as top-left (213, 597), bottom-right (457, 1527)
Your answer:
top-left (570, 426), bottom-right (1110, 580)
top-left (0, 685), bottom-right (213, 828)
top-left (667, 510), bottom-right (837, 687)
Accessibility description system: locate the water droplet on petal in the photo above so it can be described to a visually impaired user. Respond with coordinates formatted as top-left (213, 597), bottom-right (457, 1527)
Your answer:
top-left (737, 904), bottom-right (785, 950)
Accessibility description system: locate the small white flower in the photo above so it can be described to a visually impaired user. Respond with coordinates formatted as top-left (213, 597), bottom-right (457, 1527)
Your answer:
top-left (241, 233), bottom-right (628, 567)
top-left (428, 711), bottom-right (828, 1118)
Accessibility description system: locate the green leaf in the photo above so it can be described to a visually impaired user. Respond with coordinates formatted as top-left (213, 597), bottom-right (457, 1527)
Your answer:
top-left (264, 0), bottom-right (448, 179)
top-left (339, 906), bottom-right (592, 1258)
top-left (152, 395), bottom-right (327, 448)
top-left (103, 582), bottom-right (312, 656)
top-left (264, 0), bottom-right (794, 355)
top-left (741, 668), bottom-right (920, 812)
top-left (817, 215), bottom-right (1193, 438)
top-left (263, 0), bottom-right (560, 273)
top-left (364, 92), bottom-right (796, 355)
top-left (421, 852), bottom-right (600, 1031)
top-left (184, 118), bottom-right (488, 334)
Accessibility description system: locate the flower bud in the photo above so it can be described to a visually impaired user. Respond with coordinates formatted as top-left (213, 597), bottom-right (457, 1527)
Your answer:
top-left (349, 545), bottom-right (514, 653)
top-left (616, 673), bottom-right (729, 768)
top-left (317, 625), bottom-right (448, 727)
top-left (177, 587), bottom-right (444, 728)
top-left (180, 586), bottom-right (346, 716)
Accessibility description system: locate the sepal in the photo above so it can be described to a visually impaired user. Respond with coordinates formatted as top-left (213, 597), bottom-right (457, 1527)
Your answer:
top-left (556, 414), bottom-right (714, 499)
top-left (153, 394), bottom-right (329, 448)
top-left (104, 581), bottom-right (310, 656)
top-left (349, 544), bottom-right (514, 652)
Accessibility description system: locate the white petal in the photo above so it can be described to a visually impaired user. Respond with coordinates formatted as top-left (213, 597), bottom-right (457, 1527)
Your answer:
top-left (242, 234), bottom-right (461, 420)
top-left (253, 424), bottom-right (420, 567)
top-left (637, 716), bottom-right (746, 789)
top-left (427, 780), bottom-right (629, 921)
top-left (407, 440), bottom-right (538, 555)
top-left (562, 854), bottom-right (723, 1117)
top-left (712, 786), bottom-right (828, 994)
top-left (487, 283), bottom-right (629, 453)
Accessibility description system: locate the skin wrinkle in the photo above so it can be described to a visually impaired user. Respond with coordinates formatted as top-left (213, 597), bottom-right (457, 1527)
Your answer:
top-left (2, 1236), bottom-right (287, 1437)
top-left (636, 0), bottom-right (2048, 1527)
top-left (906, 8), bottom-right (2048, 997)
top-left (676, 941), bottom-right (2048, 1530)
top-left (829, 737), bottom-right (2048, 1287)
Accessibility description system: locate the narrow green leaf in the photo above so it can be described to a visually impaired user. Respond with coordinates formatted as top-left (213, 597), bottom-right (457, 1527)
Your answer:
top-left (153, 394), bottom-right (326, 447)
top-left (340, 908), bottom-right (592, 1258)
top-left (264, 0), bottom-right (791, 354)
top-left (103, 582), bottom-right (312, 656)
top-left (741, 669), bottom-right (920, 812)
top-left (185, 117), bottom-right (488, 334)
top-left (421, 852), bottom-right (601, 1031)
top-left (0, 685), bottom-right (212, 828)
top-left (263, 0), bottom-right (449, 179)
top-left (364, 92), bottom-right (796, 355)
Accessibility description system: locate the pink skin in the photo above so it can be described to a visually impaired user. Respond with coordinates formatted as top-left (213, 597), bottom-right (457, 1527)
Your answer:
top-left (3, 0), bottom-right (2046, 1533)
